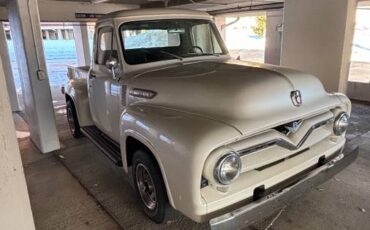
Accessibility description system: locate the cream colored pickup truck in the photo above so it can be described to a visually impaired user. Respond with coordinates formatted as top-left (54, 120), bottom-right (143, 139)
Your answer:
top-left (63, 8), bottom-right (358, 229)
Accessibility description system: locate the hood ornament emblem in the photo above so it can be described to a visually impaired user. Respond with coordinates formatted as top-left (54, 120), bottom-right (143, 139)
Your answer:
top-left (291, 90), bottom-right (302, 107)
top-left (285, 120), bottom-right (303, 134)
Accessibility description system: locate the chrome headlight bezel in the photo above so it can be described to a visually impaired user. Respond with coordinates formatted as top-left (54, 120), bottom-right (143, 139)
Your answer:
top-left (214, 152), bottom-right (241, 185)
top-left (333, 112), bottom-right (349, 136)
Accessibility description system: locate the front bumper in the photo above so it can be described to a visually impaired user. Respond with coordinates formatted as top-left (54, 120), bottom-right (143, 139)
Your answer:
top-left (209, 138), bottom-right (359, 230)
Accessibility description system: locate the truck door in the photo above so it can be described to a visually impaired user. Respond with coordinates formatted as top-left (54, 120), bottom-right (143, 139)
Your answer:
top-left (89, 26), bottom-right (122, 142)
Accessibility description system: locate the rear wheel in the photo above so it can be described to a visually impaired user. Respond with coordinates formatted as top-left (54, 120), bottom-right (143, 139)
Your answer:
top-left (66, 100), bottom-right (82, 138)
top-left (132, 149), bottom-right (175, 223)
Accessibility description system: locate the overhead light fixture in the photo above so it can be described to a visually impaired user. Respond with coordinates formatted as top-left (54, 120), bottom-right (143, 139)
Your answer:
top-left (91, 0), bottom-right (110, 4)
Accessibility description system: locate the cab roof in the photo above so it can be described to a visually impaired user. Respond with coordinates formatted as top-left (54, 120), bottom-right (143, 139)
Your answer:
top-left (99, 8), bottom-right (212, 21)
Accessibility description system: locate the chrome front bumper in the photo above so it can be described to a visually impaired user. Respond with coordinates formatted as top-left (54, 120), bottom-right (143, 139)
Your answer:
top-left (209, 138), bottom-right (360, 230)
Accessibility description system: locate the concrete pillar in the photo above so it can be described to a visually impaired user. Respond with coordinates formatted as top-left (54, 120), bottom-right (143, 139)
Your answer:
top-left (73, 23), bottom-right (91, 66)
top-left (0, 22), bottom-right (19, 111)
top-left (64, 29), bottom-right (69, 40)
top-left (45, 30), bottom-right (50, 40)
top-left (0, 41), bottom-right (35, 230)
top-left (281, 0), bottom-right (357, 93)
top-left (57, 29), bottom-right (63, 40)
top-left (7, 0), bottom-right (60, 153)
top-left (265, 10), bottom-right (283, 65)
top-left (69, 30), bottom-right (74, 40)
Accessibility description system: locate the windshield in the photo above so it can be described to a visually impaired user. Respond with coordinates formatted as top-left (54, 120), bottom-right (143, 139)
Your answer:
top-left (120, 19), bottom-right (227, 65)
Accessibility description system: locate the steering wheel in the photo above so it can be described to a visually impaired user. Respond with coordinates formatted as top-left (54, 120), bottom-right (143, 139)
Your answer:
top-left (192, 46), bottom-right (204, 54)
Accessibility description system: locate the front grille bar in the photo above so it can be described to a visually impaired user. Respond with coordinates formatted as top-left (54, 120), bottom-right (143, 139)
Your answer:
top-left (239, 118), bottom-right (333, 156)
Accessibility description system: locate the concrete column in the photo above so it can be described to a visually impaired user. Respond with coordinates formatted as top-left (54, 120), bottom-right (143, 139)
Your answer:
top-left (265, 10), bottom-right (283, 65)
top-left (52, 31), bottom-right (56, 40)
top-left (0, 22), bottom-right (19, 111)
top-left (57, 29), bottom-right (63, 40)
top-left (73, 23), bottom-right (91, 66)
top-left (7, 0), bottom-right (60, 153)
top-left (45, 30), bottom-right (50, 40)
top-left (64, 29), bottom-right (69, 40)
top-left (0, 42), bottom-right (35, 230)
top-left (281, 0), bottom-right (357, 93)
top-left (69, 30), bottom-right (74, 40)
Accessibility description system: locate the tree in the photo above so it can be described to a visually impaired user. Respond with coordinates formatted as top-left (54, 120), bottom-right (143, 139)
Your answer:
top-left (252, 15), bottom-right (266, 37)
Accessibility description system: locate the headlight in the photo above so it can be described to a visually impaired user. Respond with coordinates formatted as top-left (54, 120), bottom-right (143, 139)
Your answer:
top-left (334, 112), bottom-right (349, 135)
top-left (214, 152), bottom-right (241, 185)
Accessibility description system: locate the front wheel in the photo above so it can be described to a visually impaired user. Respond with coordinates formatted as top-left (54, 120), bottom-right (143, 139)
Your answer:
top-left (132, 149), bottom-right (175, 223)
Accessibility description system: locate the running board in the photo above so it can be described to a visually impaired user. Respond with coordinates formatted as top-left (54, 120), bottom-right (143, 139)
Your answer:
top-left (81, 126), bottom-right (122, 166)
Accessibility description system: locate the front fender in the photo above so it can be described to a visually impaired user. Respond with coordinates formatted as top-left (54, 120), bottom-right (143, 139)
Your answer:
top-left (334, 92), bottom-right (352, 115)
top-left (120, 104), bottom-right (241, 220)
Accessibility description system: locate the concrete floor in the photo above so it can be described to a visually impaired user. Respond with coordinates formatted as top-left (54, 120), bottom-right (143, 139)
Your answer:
top-left (15, 95), bottom-right (370, 230)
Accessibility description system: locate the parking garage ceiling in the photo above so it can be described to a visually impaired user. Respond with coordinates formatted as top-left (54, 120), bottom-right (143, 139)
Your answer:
top-left (0, 0), bottom-right (284, 13)
top-left (0, 0), bottom-right (285, 22)
top-left (142, 0), bottom-right (284, 12)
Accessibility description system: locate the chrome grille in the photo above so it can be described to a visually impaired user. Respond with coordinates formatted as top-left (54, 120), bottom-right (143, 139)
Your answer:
top-left (238, 117), bottom-right (333, 157)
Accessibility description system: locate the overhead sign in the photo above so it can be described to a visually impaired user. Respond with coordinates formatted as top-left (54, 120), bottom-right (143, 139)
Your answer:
top-left (75, 13), bottom-right (104, 19)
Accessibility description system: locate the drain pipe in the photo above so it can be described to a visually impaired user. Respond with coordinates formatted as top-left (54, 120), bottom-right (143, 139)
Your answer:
top-left (221, 17), bottom-right (240, 31)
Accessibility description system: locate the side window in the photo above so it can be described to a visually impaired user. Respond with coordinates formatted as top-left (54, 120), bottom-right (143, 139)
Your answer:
top-left (95, 27), bottom-right (118, 65)
top-left (191, 23), bottom-right (222, 54)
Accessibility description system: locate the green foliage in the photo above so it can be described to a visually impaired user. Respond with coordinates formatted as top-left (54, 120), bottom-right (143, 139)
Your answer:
top-left (252, 16), bottom-right (266, 37)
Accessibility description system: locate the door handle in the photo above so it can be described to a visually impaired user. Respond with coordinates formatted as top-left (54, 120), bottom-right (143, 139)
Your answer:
top-left (89, 73), bottom-right (96, 79)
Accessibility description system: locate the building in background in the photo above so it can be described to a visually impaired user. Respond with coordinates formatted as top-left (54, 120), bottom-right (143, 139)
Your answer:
top-left (3, 22), bottom-right (95, 109)
top-left (349, 8), bottom-right (370, 83)
top-left (224, 15), bottom-right (266, 63)
top-left (4, 22), bottom-right (95, 41)
top-left (4, 22), bottom-right (95, 91)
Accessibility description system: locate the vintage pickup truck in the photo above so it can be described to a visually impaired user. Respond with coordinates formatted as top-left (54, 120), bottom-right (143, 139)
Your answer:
top-left (63, 8), bottom-right (358, 229)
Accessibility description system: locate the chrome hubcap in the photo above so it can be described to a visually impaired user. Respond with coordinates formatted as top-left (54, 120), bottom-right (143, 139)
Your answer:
top-left (136, 163), bottom-right (157, 210)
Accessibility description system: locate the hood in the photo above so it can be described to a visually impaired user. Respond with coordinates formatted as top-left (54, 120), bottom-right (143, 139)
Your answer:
top-left (128, 59), bottom-right (342, 136)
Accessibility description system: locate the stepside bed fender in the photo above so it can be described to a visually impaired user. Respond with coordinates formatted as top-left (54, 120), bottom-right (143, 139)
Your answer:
top-left (65, 78), bottom-right (94, 127)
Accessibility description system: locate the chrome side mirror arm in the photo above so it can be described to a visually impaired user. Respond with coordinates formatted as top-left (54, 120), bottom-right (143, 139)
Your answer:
top-left (112, 66), bottom-right (119, 81)
top-left (105, 57), bottom-right (120, 81)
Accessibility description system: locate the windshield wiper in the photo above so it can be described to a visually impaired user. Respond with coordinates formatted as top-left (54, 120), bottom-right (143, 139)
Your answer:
top-left (160, 50), bottom-right (184, 61)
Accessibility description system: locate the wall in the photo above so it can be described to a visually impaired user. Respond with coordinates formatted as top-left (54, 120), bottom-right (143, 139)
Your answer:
top-left (0, 22), bottom-right (19, 111)
top-left (0, 6), bottom-right (6, 21)
top-left (265, 9), bottom-right (283, 65)
top-left (0, 0), bottom-right (139, 22)
top-left (347, 81), bottom-right (370, 102)
top-left (281, 0), bottom-right (357, 93)
top-left (0, 49), bottom-right (35, 230)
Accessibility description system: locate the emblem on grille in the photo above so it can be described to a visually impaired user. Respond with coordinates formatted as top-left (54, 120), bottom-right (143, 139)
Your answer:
top-left (285, 120), bottom-right (303, 134)
top-left (290, 90), bottom-right (302, 107)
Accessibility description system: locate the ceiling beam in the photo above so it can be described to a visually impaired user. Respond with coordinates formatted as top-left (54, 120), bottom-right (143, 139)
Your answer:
top-left (142, 0), bottom-right (284, 14)
top-left (0, 0), bottom-right (139, 22)
top-left (208, 2), bottom-right (284, 15)
top-left (142, 0), bottom-right (208, 8)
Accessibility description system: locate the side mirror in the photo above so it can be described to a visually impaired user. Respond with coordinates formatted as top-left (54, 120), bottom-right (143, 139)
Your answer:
top-left (105, 57), bottom-right (119, 80)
